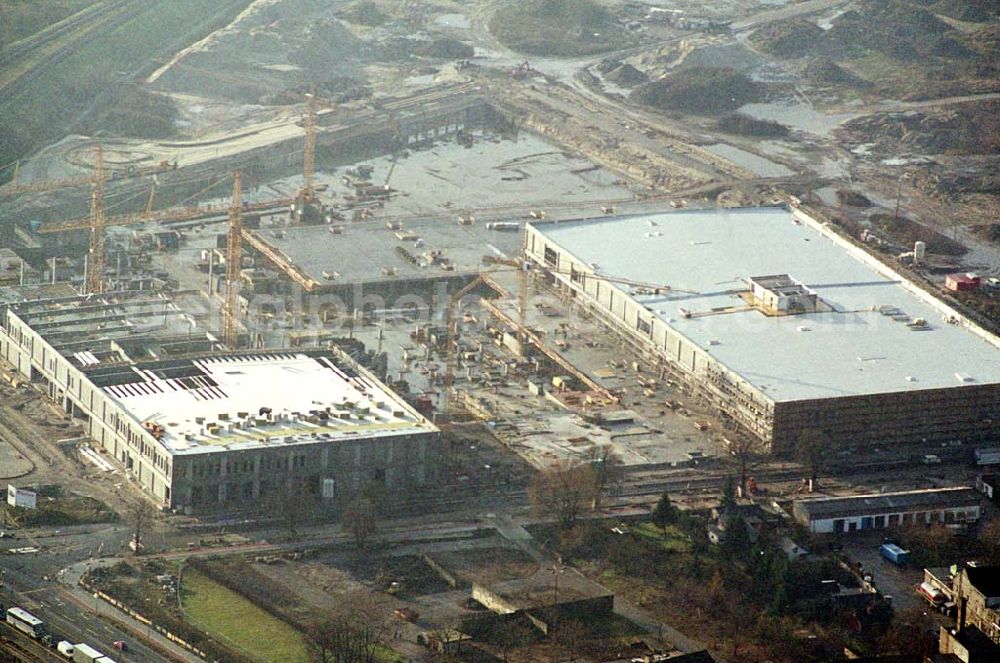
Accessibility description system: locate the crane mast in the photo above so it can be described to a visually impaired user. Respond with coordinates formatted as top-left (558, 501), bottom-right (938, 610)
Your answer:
top-left (299, 91), bottom-right (317, 204)
top-left (84, 146), bottom-right (106, 294)
top-left (223, 172), bottom-right (243, 349)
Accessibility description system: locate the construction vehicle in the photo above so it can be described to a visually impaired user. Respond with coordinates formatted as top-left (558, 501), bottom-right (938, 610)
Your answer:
top-left (510, 61), bottom-right (532, 79)
top-left (916, 582), bottom-right (946, 607)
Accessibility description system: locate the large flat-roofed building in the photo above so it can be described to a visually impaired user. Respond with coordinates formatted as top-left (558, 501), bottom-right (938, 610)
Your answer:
top-left (524, 207), bottom-right (1000, 451)
top-left (0, 289), bottom-right (438, 511)
top-left (792, 487), bottom-right (981, 534)
top-left (245, 215), bottom-right (524, 297)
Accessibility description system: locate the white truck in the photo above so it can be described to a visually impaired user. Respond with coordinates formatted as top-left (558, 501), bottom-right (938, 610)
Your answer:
top-left (57, 641), bottom-right (74, 658)
top-left (72, 643), bottom-right (106, 663)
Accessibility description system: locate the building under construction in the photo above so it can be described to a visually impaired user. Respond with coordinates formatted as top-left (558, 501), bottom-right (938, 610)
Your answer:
top-left (0, 288), bottom-right (439, 511)
top-left (524, 206), bottom-right (1000, 452)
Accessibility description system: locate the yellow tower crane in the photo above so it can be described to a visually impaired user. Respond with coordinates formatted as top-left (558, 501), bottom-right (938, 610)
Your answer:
top-left (223, 172), bottom-right (243, 349)
top-left (299, 89), bottom-right (318, 205)
top-left (84, 146), bottom-right (106, 295)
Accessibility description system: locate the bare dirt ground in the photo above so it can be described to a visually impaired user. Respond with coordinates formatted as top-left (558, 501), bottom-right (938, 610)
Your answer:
top-left (0, 364), bottom-right (142, 521)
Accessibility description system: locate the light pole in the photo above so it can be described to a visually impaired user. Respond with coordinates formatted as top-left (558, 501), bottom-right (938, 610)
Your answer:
top-left (894, 171), bottom-right (912, 220)
top-left (550, 559), bottom-right (565, 632)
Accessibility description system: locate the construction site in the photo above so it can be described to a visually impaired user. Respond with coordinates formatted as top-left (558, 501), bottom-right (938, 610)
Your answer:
top-left (0, 0), bottom-right (997, 494)
top-left (1, 1), bottom-right (999, 662)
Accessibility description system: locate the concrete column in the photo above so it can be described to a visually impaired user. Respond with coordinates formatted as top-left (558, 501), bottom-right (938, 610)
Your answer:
top-left (251, 456), bottom-right (261, 499)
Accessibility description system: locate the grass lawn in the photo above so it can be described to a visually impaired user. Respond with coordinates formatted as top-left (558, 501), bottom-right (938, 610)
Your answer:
top-left (181, 568), bottom-right (311, 663)
top-left (631, 522), bottom-right (692, 553)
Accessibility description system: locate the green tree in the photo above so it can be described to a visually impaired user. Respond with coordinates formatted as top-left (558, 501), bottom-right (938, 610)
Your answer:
top-left (722, 515), bottom-right (752, 561)
top-left (651, 490), bottom-right (678, 533)
top-left (721, 475), bottom-right (737, 510)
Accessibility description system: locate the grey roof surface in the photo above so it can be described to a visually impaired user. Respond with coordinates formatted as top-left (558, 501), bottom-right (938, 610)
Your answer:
top-left (533, 208), bottom-right (1000, 402)
top-left (99, 350), bottom-right (436, 455)
top-left (259, 216), bottom-right (524, 286)
top-left (794, 487), bottom-right (980, 520)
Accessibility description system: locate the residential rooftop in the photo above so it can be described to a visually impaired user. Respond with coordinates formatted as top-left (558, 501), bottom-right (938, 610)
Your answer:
top-left (794, 487), bottom-right (980, 520)
top-left (530, 207), bottom-right (1000, 402)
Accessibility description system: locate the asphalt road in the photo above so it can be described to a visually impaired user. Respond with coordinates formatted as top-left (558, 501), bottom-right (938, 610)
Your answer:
top-left (0, 526), bottom-right (180, 663)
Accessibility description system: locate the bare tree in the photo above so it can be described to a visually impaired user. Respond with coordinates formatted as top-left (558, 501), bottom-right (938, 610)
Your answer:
top-left (584, 444), bottom-right (623, 510)
top-left (488, 617), bottom-right (535, 663)
top-left (978, 517), bottom-right (1000, 565)
top-left (343, 496), bottom-right (377, 549)
top-left (529, 461), bottom-right (598, 529)
top-left (268, 489), bottom-right (317, 540)
top-left (306, 591), bottom-right (392, 663)
top-left (128, 499), bottom-right (156, 555)
top-left (795, 428), bottom-right (831, 487)
top-left (725, 433), bottom-right (767, 498)
top-left (551, 618), bottom-right (589, 658)
top-left (878, 607), bottom-right (937, 658)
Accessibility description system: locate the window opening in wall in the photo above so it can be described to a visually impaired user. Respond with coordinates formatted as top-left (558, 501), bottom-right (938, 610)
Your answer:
top-left (543, 246), bottom-right (558, 267)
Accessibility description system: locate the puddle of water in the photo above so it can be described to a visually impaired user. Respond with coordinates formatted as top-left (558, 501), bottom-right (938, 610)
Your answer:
top-left (704, 143), bottom-right (794, 177)
top-left (739, 100), bottom-right (859, 137)
top-left (434, 13), bottom-right (470, 29)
